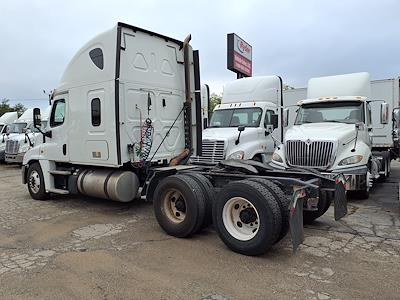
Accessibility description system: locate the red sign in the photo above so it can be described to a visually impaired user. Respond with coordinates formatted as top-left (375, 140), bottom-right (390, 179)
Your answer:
top-left (227, 33), bottom-right (252, 77)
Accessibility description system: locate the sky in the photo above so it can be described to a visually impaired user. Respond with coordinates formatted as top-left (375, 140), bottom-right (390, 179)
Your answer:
top-left (1, 0), bottom-right (400, 108)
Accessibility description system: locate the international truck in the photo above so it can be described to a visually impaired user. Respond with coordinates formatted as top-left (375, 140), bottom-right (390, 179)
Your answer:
top-left (271, 73), bottom-right (390, 223)
top-left (0, 111), bottom-right (18, 161)
top-left (21, 22), bottom-right (347, 256)
top-left (193, 76), bottom-right (281, 164)
top-left (5, 107), bottom-right (50, 164)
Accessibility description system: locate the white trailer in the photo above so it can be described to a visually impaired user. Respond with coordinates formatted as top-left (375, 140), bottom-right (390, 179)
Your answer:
top-left (21, 23), bottom-right (347, 256)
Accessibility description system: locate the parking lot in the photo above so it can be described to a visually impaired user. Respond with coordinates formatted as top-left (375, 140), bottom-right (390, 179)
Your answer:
top-left (0, 163), bottom-right (399, 300)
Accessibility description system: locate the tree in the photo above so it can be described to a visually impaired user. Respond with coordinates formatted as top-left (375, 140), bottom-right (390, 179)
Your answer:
top-left (0, 98), bottom-right (26, 116)
top-left (209, 93), bottom-right (222, 113)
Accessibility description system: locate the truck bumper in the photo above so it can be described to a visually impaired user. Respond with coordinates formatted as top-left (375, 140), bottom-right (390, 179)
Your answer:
top-left (330, 166), bottom-right (368, 191)
top-left (5, 152), bottom-right (25, 164)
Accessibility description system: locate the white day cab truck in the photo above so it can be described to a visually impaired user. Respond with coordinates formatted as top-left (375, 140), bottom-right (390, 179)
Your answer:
top-left (0, 111), bottom-right (18, 162)
top-left (5, 107), bottom-right (50, 164)
top-left (271, 73), bottom-right (391, 223)
top-left (194, 76), bottom-right (281, 164)
top-left (22, 22), bottom-right (347, 256)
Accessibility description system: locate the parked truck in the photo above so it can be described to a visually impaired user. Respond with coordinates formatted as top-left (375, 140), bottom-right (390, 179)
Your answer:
top-left (271, 73), bottom-right (390, 223)
top-left (21, 23), bottom-right (347, 256)
top-left (5, 107), bottom-right (50, 164)
top-left (0, 111), bottom-right (18, 161)
top-left (194, 76), bottom-right (282, 164)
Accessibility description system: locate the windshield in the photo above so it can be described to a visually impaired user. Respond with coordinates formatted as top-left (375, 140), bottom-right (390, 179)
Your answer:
top-left (7, 123), bottom-right (27, 134)
top-left (210, 108), bottom-right (262, 128)
top-left (295, 101), bottom-right (364, 125)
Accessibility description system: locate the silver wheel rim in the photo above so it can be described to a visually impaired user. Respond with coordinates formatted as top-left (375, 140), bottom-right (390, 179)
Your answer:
top-left (366, 171), bottom-right (372, 192)
top-left (222, 197), bottom-right (260, 241)
top-left (29, 170), bottom-right (40, 194)
top-left (162, 188), bottom-right (186, 223)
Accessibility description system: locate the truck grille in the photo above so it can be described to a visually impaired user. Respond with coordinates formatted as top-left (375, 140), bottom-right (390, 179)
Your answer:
top-left (286, 140), bottom-right (335, 168)
top-left (191, 140), bottom-right (225, 164)
top-left (5, 140), bottom-right (19, 155)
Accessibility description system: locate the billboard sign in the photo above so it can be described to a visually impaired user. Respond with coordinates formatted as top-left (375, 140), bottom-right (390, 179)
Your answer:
top-left (227, 33), bottom-right (252, 77)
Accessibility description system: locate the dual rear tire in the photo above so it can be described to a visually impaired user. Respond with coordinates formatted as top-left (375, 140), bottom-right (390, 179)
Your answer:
top-left (153, 174), bottom-right (290, 256)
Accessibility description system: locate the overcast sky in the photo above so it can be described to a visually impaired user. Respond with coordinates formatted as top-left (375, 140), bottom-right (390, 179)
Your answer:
top-left (1, 0), bottom-right (399, 108)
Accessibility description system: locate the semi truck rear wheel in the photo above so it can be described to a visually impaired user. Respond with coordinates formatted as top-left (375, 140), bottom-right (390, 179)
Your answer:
top-left (303, 191), bottom-right (331, 224)
top-left (213, 180), bottom-right (282, 256)
top-left (248, 178), bottom-right (290, 244)
top-left (182, 173), bottom-right (214, 228)
top-left (153, 175), bottom-right (206, 238)
top-left (27, 162), bottom-right (49, 200)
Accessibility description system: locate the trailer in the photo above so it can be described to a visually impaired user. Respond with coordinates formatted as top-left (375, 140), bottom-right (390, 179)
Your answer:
top-left (21, 23), bottom-right (347, 256)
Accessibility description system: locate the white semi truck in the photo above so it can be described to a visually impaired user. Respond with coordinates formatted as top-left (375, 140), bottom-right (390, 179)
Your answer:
top-left (0, 111), bottom-right (18, 161)
top-left (196, 76), bottom-right (281, 163)
top-left (21, 23), bottom-right (347, 256)
top-left (5, 107), bottom-right (50, 164)
top-left (271, 73), bottom-right (390, 222)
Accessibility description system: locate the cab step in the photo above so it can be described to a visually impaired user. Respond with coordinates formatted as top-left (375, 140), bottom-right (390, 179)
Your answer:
top-left (49, 170), bottom-right (72, 176)
top-left (47, 188), bottom-right (70, 195)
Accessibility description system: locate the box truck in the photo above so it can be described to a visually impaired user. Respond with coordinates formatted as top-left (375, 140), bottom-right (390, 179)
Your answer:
top-left (21, 23), bottom-right (347, 255)
top-left (271, 73), bottom-right (391, 223)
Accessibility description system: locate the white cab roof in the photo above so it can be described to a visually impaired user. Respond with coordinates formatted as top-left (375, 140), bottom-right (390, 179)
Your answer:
top-left (0, 112), bottom-right (18, 125)
top-left (307, 72), bottom-right (371, 99)
top-left (16, 108), bottom-right (33, 123)
top-left (222, 76), bottom-right (281, 104)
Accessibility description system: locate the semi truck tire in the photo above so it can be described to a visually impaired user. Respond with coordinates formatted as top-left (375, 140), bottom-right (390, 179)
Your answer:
top-left (213, 180), bottom-right (282, 256)
top-left (153, 174), bottom-right (206, 238)
top-left (182, 173), bottom-right (214, 229)
top-left (27, 162), bottom-right (49, 201)
top-left (378, 152), bottom-right (391, 182)
top-left (303, 191), bottom-right (331, 224)
top-left (248, 178), bottom-right (290, 244)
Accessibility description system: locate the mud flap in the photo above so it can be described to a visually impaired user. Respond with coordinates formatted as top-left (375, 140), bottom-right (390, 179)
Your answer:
top-left (289, 188), bottom-right (306, 252)
top-left (334, 175), bottom-right (347, 221)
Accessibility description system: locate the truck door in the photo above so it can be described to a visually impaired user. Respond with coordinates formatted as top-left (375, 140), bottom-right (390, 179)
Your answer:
top-left (263, 109), bottom-right (278, 155)
top-left (40, 94), bottom-right (69, 162)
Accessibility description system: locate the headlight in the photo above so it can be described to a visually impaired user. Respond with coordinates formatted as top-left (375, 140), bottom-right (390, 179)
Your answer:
top-left (272, 152), bottom-right (283, 163)
top-left (338, 155), bottom-right (363, 166)
top-left (228, 151), bottom-right (244, 160)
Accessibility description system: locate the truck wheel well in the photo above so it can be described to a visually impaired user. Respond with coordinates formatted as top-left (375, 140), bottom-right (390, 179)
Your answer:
top-left (252, 154), bottom-right (262, 162)
top-left (23, 160), bottom-right (39, 184)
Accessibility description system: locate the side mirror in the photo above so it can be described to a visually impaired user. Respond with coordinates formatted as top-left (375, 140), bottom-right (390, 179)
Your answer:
top-left (283, 108), bottom-right (289, 127)
top-left (33, 108), bottom-right (42, 128)
top-left (381, 103), bottom-right (389, 124)
top-left (22, 128), bottom-right (27, 134)
top-left (238, 125), bottom-right (245, 132)
top-left (271, 114), bottom-right (278, 129)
